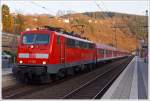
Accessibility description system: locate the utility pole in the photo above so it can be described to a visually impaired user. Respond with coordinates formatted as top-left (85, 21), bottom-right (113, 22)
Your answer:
top-left (111, 25), bottom-right (127, 48)
top-left (111, 26), bottom-right (118, 48)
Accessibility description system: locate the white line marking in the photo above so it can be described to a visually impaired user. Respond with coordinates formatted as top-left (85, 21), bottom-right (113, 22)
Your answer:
top-left (102, 57), bottom-right (135, 99)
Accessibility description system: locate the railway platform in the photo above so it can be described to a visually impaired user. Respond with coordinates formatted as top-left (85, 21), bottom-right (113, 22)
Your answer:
top-left (2, 67), bottom-right (17, 89)
top-left (102, 56), bottom-right (148, 99)
top-left (2, 67), bottom-right (12, 76)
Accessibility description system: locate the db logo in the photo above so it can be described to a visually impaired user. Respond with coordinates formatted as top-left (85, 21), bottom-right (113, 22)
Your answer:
top-left (29, 60), bottom-right (36, 63)
top-left (29, 54), bottom-right (35, 58)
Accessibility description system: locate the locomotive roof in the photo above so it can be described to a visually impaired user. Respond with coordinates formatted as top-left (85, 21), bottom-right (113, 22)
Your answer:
top-left (56, 31), bottom-right (94, 44)
top-left (23, 29), bottom-right (94, 44)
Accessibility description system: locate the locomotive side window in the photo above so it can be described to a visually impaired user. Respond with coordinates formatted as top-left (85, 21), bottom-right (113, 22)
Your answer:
top-left (57, 36), bottom-right (60, 45)
top-left (78, 41), bottom-right (93, 49)
top-left (79, 41), bottom-right (83, 48)
top-left (66, 38), bottom-right (93, 49)
top-left (75, 40), bottom-right (79, 48)
top-left (67, 38), bottom-right (75, 47)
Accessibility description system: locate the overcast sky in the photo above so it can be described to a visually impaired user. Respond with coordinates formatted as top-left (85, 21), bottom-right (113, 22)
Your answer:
top-left (1, 0), bottom-right (149, 16)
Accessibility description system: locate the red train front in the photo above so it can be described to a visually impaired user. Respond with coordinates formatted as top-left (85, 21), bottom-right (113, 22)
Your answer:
top-left (13, 28), bottom-right (96, 83)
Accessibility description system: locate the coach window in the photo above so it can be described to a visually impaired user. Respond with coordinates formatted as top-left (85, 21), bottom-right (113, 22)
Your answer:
top-left (57, 36), bottom-right (60, 45)
top-left (89, 43), bottom-right (93, 49)
top-left (106, 50), bottom-right (108, 54)
top-left (108, 50), bottom-right (110, 54)
top-left (99, 49), bottom-right (101, 54)
top-left (105, 50), bottom-right (107, 54)
top-left (101, 49), bottom-right (104, 54)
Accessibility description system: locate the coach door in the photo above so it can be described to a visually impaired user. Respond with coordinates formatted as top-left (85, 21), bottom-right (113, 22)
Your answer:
top-left (60, 36), bottom-right (65, 64)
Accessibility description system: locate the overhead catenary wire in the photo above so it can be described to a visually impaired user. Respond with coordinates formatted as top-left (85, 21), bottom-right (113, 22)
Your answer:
top-left (94, 1), bottom-right (117, 46)
top-left (30, 1), bottom-right (56, 17)
top-left (94, 1), bottom-right (130, 48)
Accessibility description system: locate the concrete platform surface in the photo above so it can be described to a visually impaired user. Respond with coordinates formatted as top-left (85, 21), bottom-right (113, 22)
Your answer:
top-left (2, 67), bottom-right (12, 76)
top-left (2, 73), bottom-right (17, 88)
top-left (102, 56), bottom-right (148, 99)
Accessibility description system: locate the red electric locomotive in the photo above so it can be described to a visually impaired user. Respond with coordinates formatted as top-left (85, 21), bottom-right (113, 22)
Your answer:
top-left (13, 26), bottom-right (129, 83)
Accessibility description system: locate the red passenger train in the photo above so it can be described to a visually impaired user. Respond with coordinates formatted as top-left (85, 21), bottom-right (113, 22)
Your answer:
top-left (13, 27), bottom-right (129, 83)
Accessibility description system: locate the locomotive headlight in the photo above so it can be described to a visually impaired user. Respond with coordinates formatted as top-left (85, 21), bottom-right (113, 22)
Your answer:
top-left (42, 61), bottom-right (46, 65)
top-left (19, 60), bottom-right (23, 64)
top-left (30, 45), bottom-right (34, 48)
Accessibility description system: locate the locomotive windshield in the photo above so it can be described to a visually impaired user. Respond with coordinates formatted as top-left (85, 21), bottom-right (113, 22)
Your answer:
top-left (23, 34), bottom-right (50, 44)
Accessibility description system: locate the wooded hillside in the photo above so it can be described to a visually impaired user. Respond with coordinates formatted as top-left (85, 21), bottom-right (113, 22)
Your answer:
top-left (2, 4), bottom-right (148, 52)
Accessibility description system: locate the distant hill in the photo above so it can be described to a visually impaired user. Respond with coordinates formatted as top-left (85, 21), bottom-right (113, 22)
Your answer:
top-left (82, 11), bottom-right (148, 39)
top-left (3, 11), bottom-right (148, 52)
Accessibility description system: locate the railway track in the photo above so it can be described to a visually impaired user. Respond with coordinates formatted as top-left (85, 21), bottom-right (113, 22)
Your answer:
top-left (3, 76), bottom-right (74, 99)
top-left (62, 56), bottom-right (132, 99)
top-left (2, 56), bottom-right (133, 99)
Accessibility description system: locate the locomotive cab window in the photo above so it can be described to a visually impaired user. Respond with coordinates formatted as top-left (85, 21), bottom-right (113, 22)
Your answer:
top-left (23, 34), bottom-right (35, 44)
top-left (23, 33), bottom-right (50, 44)
top-left (35, 34), bottom-right (49, 44)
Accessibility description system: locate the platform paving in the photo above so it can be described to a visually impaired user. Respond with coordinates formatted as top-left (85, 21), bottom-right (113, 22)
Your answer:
top-left (2, 67), bottom-right (12, 76)
top-left (102, 56), bottom-right (148, 99)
